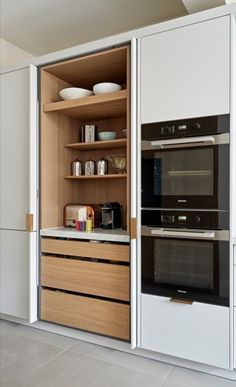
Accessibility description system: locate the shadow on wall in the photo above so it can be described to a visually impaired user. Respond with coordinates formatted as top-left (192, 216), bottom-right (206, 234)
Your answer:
top-left (0, 38), bottom-right (35, 70)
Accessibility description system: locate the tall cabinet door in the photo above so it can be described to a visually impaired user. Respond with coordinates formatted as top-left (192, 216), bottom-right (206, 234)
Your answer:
top-left (0, 66), bottom-right (37, 230)
top-left (140, 16), bottom-right (230, 123)
top-left (130, 37), bottom-right (137, 349)
top-left (0, 66), bottom-right (38, 322)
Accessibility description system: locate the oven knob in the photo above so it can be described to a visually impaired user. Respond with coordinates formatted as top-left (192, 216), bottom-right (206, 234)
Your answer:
top-left (195, 215), bottom-right (201, 223)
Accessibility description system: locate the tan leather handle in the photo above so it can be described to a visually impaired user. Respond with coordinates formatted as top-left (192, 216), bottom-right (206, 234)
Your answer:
top-left (170, 298), bottom-right (193, 305)
top-left (130, 217), bottom-right (137, 239)
top-left (26, 213), bottom-right (33, 232)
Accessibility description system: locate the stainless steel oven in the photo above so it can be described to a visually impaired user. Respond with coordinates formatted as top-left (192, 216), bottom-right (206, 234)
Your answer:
top-left (141, 226), bottom-right (229, 307)
top-left (141, 115), bottom-right (230, 210)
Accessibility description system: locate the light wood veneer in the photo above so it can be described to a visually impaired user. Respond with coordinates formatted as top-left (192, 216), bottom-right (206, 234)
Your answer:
top-left (43, 90), bottom-right (127, 120)
top-left (41, 288), bottom-right (130, 340)
top-left (41, 238), bottom-right (130, 262)
top-left (41, 255), bottom-right (129, 301)
top-left (64, 138), bottom-right (127, 150)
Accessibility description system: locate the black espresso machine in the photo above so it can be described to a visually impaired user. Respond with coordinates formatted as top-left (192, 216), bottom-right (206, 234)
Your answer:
top-left (101, 202), bottom-right (122, 229)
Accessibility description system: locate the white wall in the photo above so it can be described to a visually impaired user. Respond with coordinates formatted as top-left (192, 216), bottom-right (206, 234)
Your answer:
top-left (0, 39), bottom-right (35, 70)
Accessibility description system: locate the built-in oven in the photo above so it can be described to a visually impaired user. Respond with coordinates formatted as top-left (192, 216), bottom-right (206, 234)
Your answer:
top-left (141, 115), bottom-right (230, 210)
top-left (141, 210), bottom-right (229, 307)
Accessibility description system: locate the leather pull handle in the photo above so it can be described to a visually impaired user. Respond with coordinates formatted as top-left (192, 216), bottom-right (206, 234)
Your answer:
top-left (130, 217), bottom-right (137, 239)
top-left (26, 213), bottom-right (33, 232)
top-left (170, 298), bottom-right (193, 305)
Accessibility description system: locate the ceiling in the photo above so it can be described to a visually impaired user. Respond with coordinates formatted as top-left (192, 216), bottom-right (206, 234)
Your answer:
top-left (0, 0), bottom-right (187, 55)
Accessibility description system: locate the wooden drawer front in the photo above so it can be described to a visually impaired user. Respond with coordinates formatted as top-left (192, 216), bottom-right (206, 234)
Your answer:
top-left (41, 289), bottom-right (130, 340)
top-left (41, 238), bottom-right (129, 262)
top-left (41, 255), bottom-right (129, 301)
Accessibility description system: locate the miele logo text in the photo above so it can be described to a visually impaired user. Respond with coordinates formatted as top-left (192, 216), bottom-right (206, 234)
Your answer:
top-left (178, 290), bottom-right (187, 294)
top-left (178, 199), bottom-right (187, 203)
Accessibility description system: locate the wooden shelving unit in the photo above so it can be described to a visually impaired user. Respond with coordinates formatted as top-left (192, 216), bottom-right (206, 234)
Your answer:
top-left (40, 44), bottom-right (131, 342)
top-left (43, 90), bottom-right (127, 120)
top-left (64, 174), bottom-right (127, 180)
top-left (40, 45), bottom-right (130, 230)
top-left (65, 139), bottom-right (127, 150)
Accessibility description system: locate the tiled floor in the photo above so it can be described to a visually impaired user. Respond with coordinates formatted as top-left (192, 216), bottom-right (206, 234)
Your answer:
top-left (0, 319), bottom-right (236, 387)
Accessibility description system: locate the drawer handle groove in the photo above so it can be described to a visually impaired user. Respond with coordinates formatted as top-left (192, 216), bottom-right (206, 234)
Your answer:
top-left (170, 298), bottom-right (193, 305)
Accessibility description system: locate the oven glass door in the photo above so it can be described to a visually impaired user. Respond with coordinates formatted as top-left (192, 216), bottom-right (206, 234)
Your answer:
top-left (141, 233), bottom-right (229, 306)
top-left (141, 142), bottom-right (229, 210)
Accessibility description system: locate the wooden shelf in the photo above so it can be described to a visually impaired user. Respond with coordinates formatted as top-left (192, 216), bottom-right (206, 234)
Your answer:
top-left (42, 46), bottom-right (128, 90)
top-left (43, 90), bottom-right (127, 120)
top-left (65, 139), bottom-right (127, 151)
top-left (64, 174), bottom-right (127, 180)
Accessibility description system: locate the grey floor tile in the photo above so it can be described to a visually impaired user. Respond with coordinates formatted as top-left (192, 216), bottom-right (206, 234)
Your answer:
top-left (70, 340), bottom-right (173, 379)
top-left (167, 366), bottom-right (236, 387)
top-left (0, 318), bottom-right (76, 349)
top-left (0, 333), bottom-right (65, 386)
top-left (0, 319), bottom-right (22, 339)
top-left (14, 350), bottom-right (164, 387)
top-left (160, 381), bottom-right (190, 387)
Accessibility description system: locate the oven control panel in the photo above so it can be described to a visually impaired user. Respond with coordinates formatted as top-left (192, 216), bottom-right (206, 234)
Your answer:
top-left (142, 210), bottom-right (229, 230)
top-left (142, 114), bottom-right (229, 140)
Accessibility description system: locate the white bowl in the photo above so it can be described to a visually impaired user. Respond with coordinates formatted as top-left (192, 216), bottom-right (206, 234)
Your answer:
top-left (98, 131), bottom-right (117, 141)
top-left (59, 87), bottom-right (93, 100)
top-left (93, 82), bottom-right (121, 95)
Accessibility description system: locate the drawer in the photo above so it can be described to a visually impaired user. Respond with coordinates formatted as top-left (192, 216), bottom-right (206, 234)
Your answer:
top-left (41, 255), bottom-right (129, 301)
top-left (141, 294), bottom-right (229, 368)
top-left (41, 238), bottom-right (129, 262)
top-left (41, 288), bottom-right (130, 340)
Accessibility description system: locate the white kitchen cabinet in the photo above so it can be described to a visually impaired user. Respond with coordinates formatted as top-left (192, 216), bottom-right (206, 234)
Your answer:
top-left (140, 16), bottom-right (230, 123)
top-left (0, 229), bottom-right (37, 321)
top-left (0, 67), bottom-right (37, 230)
top-left (141, 294), bottom-right (230, 369)
top-left (0, 66), bottom-right (38, 322)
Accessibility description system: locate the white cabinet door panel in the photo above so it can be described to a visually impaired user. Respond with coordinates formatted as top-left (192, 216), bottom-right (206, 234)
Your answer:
top-left (234, 265), bottom-right (236, 306)
top-left (141, 294), bottom-right (230, 368)
top-left (0, 67), bottom-right (37, 230)
top-left (141, 16), bottom-right (230, 123)
top-left (0, 230), bottom-right (37, 321)
top-left (234, 307), bottom-right (236, 369)
top-left (0, 230), bottom-right (28, 319)
top-left (130, 37), bottom-right (137, 349)
top-left (0, 66), bottom-right (38, 322)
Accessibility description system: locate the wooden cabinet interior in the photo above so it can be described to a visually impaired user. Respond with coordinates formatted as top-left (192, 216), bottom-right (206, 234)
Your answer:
top-left (40, 45), bottom-right (130, 230)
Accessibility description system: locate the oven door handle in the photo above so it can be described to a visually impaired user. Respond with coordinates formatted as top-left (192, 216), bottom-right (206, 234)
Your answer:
top-left (141, 133), bottom-right (229, 150)
top-left (150, 229), bottom-right (215, 239)
top-left (141, 227), bottom-right (229, 241)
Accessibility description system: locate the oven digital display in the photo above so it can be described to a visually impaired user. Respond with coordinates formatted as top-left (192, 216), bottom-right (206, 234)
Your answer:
top-left (178, 124), bottom-right (187, 130)
top-left (178, 216), bottom-right (187, 221)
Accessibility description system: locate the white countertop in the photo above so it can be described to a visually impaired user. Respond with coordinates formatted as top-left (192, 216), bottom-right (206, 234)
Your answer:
top-left (40, 227), bottom-right (130, 243)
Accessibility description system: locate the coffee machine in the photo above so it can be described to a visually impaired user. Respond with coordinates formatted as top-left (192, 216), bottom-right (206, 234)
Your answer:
top-left (101, 202), bottom-right (122, 229)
